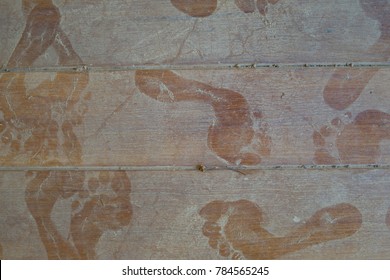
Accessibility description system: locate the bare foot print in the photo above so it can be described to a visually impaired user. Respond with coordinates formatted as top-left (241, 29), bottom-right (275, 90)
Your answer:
top-left (1, 1), bottom-right (133, 260)
top-left (323, 0), bottom-right (390, 111)
top-left (170, 0), bottom-right (280, 18)
top-left (0, 0), bottom-right (89, 166)
top-left (25, 170), bottom-right (85, 259)
top-left (312, 110), bottom-right (390, 164)
top-left (70, 171), bottom-right (132, 259)
top-left (235, 0), bottom-right (280, 15)
top-left (323, 69), bottom-right (379, 111)
top-left (135, 70), bottom-right (271, 165)
top-left (170, 0), bottom-right (217, 17)
top-left (235, 0), bottom-right (256, 13)
top-left (7, 0), bottom-right (60, 67)
top-left (25, 170), bottom-right (132, 259)
top-left (360, 0), bottom-right (390, 38)
top-left (200, 199), bottom-right (362, 259)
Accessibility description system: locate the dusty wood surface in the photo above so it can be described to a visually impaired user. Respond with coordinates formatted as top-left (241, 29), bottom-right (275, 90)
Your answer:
top-left (1, 0), bottom-right (390, 260)
top-left (1, 0), bottom-right (390, 67)
top-left (1, 169), bottom-right (390, 260)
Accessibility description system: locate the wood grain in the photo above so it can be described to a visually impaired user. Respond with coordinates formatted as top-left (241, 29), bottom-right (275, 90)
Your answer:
top-left (0, 169), bottom-right (389, 259)
top-left (1, 0), bottom-right (390, 261)
top-left (1, 68), bottom-right (389, 167)
top-left (1, 0), bottom-right (390, 67)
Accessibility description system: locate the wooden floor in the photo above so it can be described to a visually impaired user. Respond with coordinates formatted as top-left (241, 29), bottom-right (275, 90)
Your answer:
top-left (0, 0), bottom-right (389, 259)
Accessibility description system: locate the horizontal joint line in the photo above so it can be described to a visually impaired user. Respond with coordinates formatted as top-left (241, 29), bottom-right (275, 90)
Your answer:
top-left (2, 62), bottom-right (390, 73)
top-left (0, 164), bottom-right (388, 172)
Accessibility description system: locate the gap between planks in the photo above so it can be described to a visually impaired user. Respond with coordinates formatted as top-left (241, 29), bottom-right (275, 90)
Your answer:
top-left (0, 164), bottom-right (389, 172)
top-left (2, 62), bottom-right (390, 73)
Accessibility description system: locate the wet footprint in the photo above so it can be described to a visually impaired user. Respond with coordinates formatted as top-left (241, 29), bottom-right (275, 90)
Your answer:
top-left (170, 0), bottom-right (217, 17)
top-left (25, 170), bottom-right (132, 259)
top-left (7, 0), bottom-right (61, 68)
top-left (170, 0), bottom-right (280, 18)
top-left (323, 69), bottom-right (379, 111)
top-left (1, 0), bottom-right (131, 261)
top-left (235, 0), bottom-right (280, 15)
top-left (1, 0), bottom-right (89, 166)
top-left (135, 70), bottom-right (271, 165)
top-left (25, 170), bottom-right (85, 259)
top-left (199, 199), bottom-right (362, 259)
top-left (313, 110), bottom-right (390, 164)
top-left (70, 171), bottom-right (132, 259)
top-left (323, 0), bottom-right (390, 111)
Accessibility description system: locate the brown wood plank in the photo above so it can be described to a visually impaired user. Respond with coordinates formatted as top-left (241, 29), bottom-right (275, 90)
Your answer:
top-left (1, 68), bottom-right (389, 167)
top-left (1, 0), bottom-right (390, 68)
top-left (1, 169), bottom-right (390, 259)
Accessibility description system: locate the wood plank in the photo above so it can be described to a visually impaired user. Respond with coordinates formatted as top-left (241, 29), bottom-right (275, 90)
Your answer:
top-left (1, 169), bottom-right (390, 259)
top-left (1, 68), bottom-right (389, 167)
top-left (1, 0), bottom-right (390, 68)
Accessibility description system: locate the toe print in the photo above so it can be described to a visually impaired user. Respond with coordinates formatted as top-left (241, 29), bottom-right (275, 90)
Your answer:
top-left (234, 0), bottom-right (256, 13)
top-left (170, 0), bottom-right (280, 18)
top-left (135, 70), bottom-right (271, 165)
top-left (70, 171), bottom-right (132, 259)
top-left (313, 110), bottom-right (390, 164)
top-left (170, 0), bottom-right (218, 17)
top-left (200, 200), bottom-right (362, 259)
top-left (255, 0), bottom-right (280, 16)
top-left (234, 0), bottom-right (280, 16)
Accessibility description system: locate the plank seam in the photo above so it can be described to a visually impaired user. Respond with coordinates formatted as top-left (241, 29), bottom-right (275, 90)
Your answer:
top-left (0, 164), bottom-right (389, 172)
top-left (2, 62), bottom-right (390, 73)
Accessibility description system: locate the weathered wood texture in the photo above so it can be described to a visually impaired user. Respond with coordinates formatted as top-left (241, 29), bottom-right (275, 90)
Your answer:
top-left (1, 69), bottom-right (389, 167)
top-left (1, 0), bottom-right (390, 67)
top-left (1, 169), bottom-right (390, 260)
top-left (1, 0), bottom-right (390, 260)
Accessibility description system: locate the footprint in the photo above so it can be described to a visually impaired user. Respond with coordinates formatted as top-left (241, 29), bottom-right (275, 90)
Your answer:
top-left (170, 0), bottom-right (217, 17)
top-left (1, 0), bottom-right (89, 166)
top-left (25, 170), bottom-right (85, 259)
top-left (255, 0), bottom-right (281, 16)
top-left (0, 1), bottom-right (132, 260)
top-left (323, 0), bottom-right (390, 111)
top-left (323, 69), bottom-right (379, 111)
top-left (135, 70), bottom-right (271, 165)
top-left (234, 0), bottom-right (256, 13)
top-left (199, 199), bottom-right (362, 259)
top-left (170, 0), bottom-right (280, 18)
top-left (360, 0), bottom-right (390, 37)
top-left (70, 171), bottom-right (132, 260)
top-left (313, 110), bottom-right (390, 164)
top-left (7, 0), bottom-right (61, 68)
top-left (25, 170), bottom-right (132, 260)
top-left (234, 0), bottom-right (280, 15)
